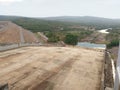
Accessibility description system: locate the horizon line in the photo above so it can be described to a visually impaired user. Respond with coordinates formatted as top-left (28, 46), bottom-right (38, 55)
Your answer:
top-left (0, 14), bottom-right (120, 20)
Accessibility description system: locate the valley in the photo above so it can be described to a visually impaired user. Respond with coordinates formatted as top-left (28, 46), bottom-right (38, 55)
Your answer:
top-left (0, 15), bottom-right (119, 90)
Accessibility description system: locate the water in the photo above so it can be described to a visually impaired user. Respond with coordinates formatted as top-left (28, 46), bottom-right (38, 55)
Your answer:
top-left (98, 28), bottom-right (112, 34)
top-left (77, 42), bottom-right (106, 49)
top-left (98, 29), bottom-right (109, 34)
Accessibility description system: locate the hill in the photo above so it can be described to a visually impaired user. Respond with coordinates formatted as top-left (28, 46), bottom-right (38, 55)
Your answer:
top-left (0, 15), bottom-right (120, 32)
top-left (43, 16), bottom-right (120, 29)
top-left (0, 15), bottom-right (88, 32)
top-left (1, 15), bottom-right (120, 44)
top-left (0, 17), bottom-right (95, 44)
top-left (12, 17), bottom-right (94, 32)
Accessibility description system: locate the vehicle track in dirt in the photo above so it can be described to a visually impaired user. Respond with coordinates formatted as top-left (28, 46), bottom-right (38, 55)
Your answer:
top-left (0, 46), bottom-right (104, 90)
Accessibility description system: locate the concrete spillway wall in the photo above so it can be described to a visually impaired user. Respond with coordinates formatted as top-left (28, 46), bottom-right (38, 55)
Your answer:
top-left (0, 43), bottom-right (41, 52)
top-left (104, 51), bottom-right (115, 90)
top-left (100, 50), bottom-right (115, 90)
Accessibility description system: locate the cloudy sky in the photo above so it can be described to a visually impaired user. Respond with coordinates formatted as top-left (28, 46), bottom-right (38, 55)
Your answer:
top-left (0, 0), bottom-right (119, 18)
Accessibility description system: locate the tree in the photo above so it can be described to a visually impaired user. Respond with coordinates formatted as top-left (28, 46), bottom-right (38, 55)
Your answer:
top-left (46, 32), bottom-right (60, 43)
top-left (64, 34), bottom-right (78, 45)
top-left (107, 39), bottom-right (119, 48)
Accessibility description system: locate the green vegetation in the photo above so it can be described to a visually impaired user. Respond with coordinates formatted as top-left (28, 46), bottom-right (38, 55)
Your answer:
top-left (1, 15), bottom-right (120, 31)
top-left (12, 17), bottom-right (94, 44)
top-left (107, 39), bottom-right (119, 48)
top-left (106, 29), bottom-right (120, 41)
top-left (2, 15), bottom-right (120, 48)
top-left (43, 30), bottom-right (93, 43)
top-left (0, 15), bottom-right (110, 45)
top-left (64, 34), bottom-right (78, 45)
top-left (106, 29), bottom-right (120, 48)
top-left (12, 18), bottom-right (88, 32)
top-left (45, 32), bottom-right (60, 42)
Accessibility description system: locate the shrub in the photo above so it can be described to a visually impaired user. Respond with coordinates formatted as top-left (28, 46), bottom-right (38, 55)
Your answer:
top-left (107, 39), bottom-right (119, 48)
top-left (64, 34), bottom-right (78, 45)
top-left (46, 32), bottom-right (60, 43)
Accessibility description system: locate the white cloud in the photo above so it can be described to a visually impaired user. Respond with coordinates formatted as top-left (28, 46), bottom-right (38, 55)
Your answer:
top-left (0, 0), bottom-right (23, 3)
top-left (0, 0), bottom-right (119, 18)
top-left (0, 0), bottom-right (23, 5)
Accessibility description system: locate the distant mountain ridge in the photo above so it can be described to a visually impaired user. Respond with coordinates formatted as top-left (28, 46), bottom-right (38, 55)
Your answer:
top-left (0, 15), bottom-right (21, 21)
top-left (1, 15), bottom-right (120, 23)
top-left (43, 16), bottom-right (120, 22)
top-left (43, 16), bottom-right (120, 27)
top-left (0, 15), bottom-right (120, 30)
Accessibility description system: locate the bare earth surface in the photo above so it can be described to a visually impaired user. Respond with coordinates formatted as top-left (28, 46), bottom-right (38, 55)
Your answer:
top-left (0, 46), bottom-right (104, 90)
top-left (81, 31), bottom-right (106, 44)
top-left (0, 21), bottom-right (38, 44)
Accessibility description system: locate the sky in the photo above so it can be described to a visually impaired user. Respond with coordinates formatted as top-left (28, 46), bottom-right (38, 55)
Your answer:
top-left (0, 0), bottom-right (119, 19)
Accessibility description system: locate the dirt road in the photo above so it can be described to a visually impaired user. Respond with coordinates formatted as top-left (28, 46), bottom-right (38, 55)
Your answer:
top-left (0, 46), bottom-right (104, 90)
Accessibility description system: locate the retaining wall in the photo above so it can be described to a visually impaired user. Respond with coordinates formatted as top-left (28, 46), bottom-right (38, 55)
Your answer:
top-left (0, 43), bottom-right (42, 52)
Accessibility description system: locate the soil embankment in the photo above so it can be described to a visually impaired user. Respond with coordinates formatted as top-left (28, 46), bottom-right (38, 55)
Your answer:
top-left (0, 21), bottom-right (38, 44)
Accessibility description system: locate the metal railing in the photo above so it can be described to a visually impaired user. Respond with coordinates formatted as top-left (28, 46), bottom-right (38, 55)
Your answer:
top-left (114, 43), bottom-right (120, 90)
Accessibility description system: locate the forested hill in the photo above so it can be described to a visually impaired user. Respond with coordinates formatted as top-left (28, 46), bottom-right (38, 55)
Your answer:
top-left (0, 15), bottom-right (120, 32)
top-left (43, 16), bottom-right (120, 29)
top-left (0, 15), bottom-right (96, 32)
top-left (0, 15), bottom-right (22, 21)
top-left (0, 15), bottom-right (89, 32)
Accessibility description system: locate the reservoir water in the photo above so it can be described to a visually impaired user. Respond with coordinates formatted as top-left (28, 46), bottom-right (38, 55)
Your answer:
top-left (98, 28), bottom-right (112, 34)
top-left (77, 42), bottom-right (106, 49)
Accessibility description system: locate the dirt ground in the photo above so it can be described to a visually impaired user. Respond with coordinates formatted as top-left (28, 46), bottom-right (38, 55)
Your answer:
top-left (0, 46), bottom-right (104, 90)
